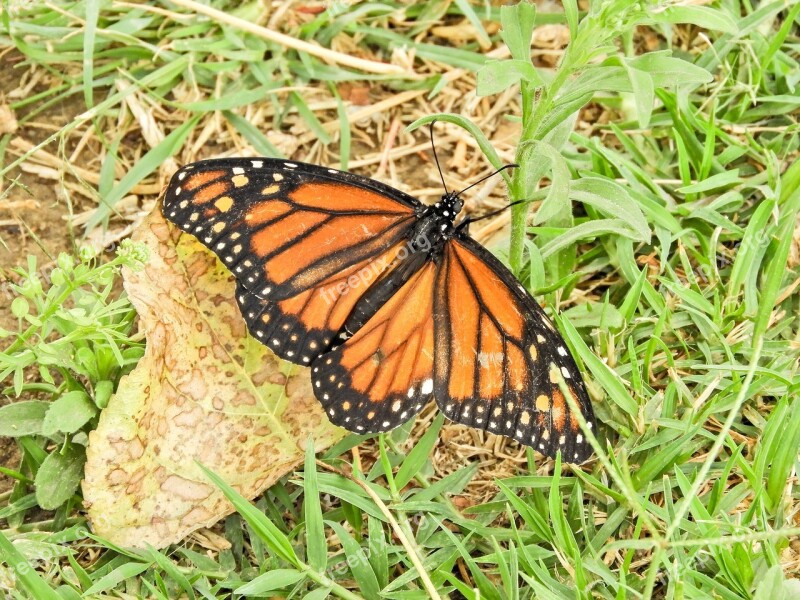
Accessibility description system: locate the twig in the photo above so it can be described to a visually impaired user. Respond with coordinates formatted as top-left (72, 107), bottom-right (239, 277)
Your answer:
top-left (167, 0), bottom-right (408, 76)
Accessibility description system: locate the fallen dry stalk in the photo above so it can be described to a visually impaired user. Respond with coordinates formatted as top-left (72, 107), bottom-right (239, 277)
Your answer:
top-left (168, 0), bottom-right (409, 76)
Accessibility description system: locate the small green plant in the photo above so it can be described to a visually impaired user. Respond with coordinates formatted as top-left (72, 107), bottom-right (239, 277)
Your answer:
top-left (411, 0), bottom-right (717, 277)
top-left (0, 241), bottom-right (147, 513)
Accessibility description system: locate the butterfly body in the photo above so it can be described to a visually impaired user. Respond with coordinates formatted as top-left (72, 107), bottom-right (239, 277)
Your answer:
top-left (163, 157), bottom-right (596, 462)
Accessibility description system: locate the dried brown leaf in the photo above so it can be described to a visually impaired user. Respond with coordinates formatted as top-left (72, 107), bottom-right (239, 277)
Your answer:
top-left (83, 208), bottom-right (344, 548)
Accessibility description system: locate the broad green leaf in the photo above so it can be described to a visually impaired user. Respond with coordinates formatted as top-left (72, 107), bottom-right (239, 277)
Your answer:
top-left (145, 547), bottom-right (195, 599)
top-left (559, 317), bottom-right (638, 417)
top-left (35, 446), bottom-right (87, 510)
top-left (0, 400), bottom-right (50, 437)
top-left (200, 465), bottom-right (301, 567)
top-left (677, 170), bottom-right (742, 194)
top-left (660, 279), bottom-right (715, 316)
top-left (562, 302), bottom-right (624, 330)
top-left (500, 2), bottom-right (536, 63)
top-left (328, 521), bottom-right (381, 598)
top-left (538, 219), bottom-right (643, 259)
top-left (571, 177), bottom-right (650, 242)
top-left (622, 62), bottom-right (655, 128)
top-left (83, 562), bottom-right (151, 596)
top-left (753, 170), bottom-right (800, 341)
top-left (41, 390), bottom-right (97, 436)
top-left (304, 442), bottom-right (327, 572)
top-left (727, 199), bottom-right (774, 301)
top-left (234, 569), bottom-right (306, 595)
top-left (477, 60), bottom-right (542, 96)
top-left (517, 140), bottom-right (570, 225)
top-left (626, 52), bottom-right (713, 87)
top-left (563, 0), bottom-right (578, 42)
top-left (395, 413), bottom-right (444, 490)
top-left (654, 5), bottom-right (738, 34)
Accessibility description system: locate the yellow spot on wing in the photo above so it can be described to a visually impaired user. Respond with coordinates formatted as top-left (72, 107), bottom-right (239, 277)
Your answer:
top-left (535, 395), bottom-right (550, 411)
top-left (232, 175), bottom-right (249, 187)
top-left (262, 184), bottom-right (280, 195)
top-left (214, 196), bottom-right (234, 212)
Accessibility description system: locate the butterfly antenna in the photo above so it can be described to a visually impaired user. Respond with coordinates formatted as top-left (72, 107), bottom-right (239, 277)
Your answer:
top-left (456, 163), bottom-right (518, 197)
top-left (429, 122), bottom-right (449, 195)
top-left (455, 198), bottom-right (529, 232)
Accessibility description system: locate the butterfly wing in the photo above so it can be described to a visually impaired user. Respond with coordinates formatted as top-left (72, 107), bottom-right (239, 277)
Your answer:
top-left (163, 158), bottom-right (422, 362)
top-left (311, 261), bottom-right (437, 433)
top-left (433, 237), bottom-right (595, 462)
top-left (163, 158), bottom-right (420, 301)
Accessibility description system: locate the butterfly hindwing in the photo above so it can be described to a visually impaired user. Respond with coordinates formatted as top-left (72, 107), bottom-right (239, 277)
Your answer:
top-left (311, 262), bottom-right (438, 433)
top-left (434, 238), bottom-right (595, 462)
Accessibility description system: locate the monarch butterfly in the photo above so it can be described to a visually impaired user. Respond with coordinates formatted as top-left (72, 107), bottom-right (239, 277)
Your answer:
top-left (162, 155), bottom-right (596, 462)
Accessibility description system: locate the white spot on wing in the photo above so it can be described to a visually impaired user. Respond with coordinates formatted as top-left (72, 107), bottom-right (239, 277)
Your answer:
top-left (421, 379), bottom-right (433, 394)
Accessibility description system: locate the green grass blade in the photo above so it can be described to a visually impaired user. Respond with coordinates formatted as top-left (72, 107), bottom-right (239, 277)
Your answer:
top-left (198, 463), bottom-right (301, 567)
top-left (303, 441), bottom-right (327, 573)
top-left (395, 414), bottom-right (444, 490)
top-left (0, 529), bottom-right (63, 600)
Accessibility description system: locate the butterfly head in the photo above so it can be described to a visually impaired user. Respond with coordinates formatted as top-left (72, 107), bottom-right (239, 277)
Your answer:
top-left (434, 191), bottom-right (464, 224)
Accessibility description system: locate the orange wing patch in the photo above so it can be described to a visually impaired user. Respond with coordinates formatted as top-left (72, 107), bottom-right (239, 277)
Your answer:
top-left (263, 214), bottom-right (395, 287)
top-left (290, 182), bottom-right (414, 215)
top-left (193, 180), bottom-right (233, 205)
top-left (182, 170), bottom-right (227, 192)
top-left (451, 241), bottom-right (524, 337)
top-left (250, 211), bottom-right (329, 259)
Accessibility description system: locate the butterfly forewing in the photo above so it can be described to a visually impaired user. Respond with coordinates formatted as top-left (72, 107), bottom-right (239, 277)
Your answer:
top-left (163, 159), bottom-right (418, 302)
top-left (434, 238), bottom-right (595, 462)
